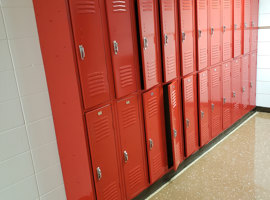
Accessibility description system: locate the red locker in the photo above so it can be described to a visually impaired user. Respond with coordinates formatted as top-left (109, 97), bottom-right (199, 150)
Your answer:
top-left (222, 62), bottom-right (232, 130)
top-left (249, 52), bottom-right (257, 108)
top-left (142, 87), bottom-right (167, 183)
top-left (182, 75), bottom-right (199, 157)
top-left (210, 0), bottom-right (222, 65)
top-left (250, 0), bottom-right (259, 51)
top-left (168, 81), bottom-right (184, 171)
top-left (105, 0), bottom-right (138, 98)
top-left (210, 66), bottom-right (222, 138)
top-left (222, 0), bottom-right (232, 61)
top-left (243, 0), bottom-right (251, 54)
top-left (231, 58), bottom-right (242, 123)
top-left (68, 0), bottom-right (111, 109)
top-left (179, 0), bottom-right (195, 76)
top-left (116, 95), bottom-right (148, 199)
top-left (198, 70), bottom-right (211, 146)
top-left (160, 0), bottom-right (177, 82)
top-left (196, 0), bottom-right (208, 70)
top-left (233, 0), bottom-right (242, 57)
top-left (241, 55), bottom-right (250, 116)
top-left (86, 105), bottom-right (122, 200)
top-left (137, 0), bottom-right (162, 89)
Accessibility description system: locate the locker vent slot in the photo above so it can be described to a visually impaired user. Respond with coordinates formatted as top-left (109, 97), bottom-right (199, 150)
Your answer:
top-left (119, 65), bottom-right (134, 88)
top-left (232, 64), bottom-right (240, 78)
top-left (223, 0), bottom-right (230, 8)
top-left (185, 82), bottom-right (193, 101)
top-left (182, 0), bottom-right (192, 10)
top-left (211, 44), bottom-right (220, 62)
top-left (183, 51), bottom-right (193, 70)
top-left (210, 0), bottom-right (219, 9)
top-left (234, 39), bottom-right (241, 55)
top-left (174, 143), bottom-right (181, 162)
top-left (212, 114), bottom-right (221, 131)
top-left (164, 0), bottom-right (173, 11)
top-left (103, 181), bottom-right (119, 200)
top-left (166, 55), bottom-right (176, 74)
top-left (142, 0), bottom-right (153, 12)
top-left (93, 116), bottom-right (110, 143)
top-left (235, 0), bottom-right (241, 8)
top-left (224, 107), bottom-right (231, 123)
top-left (199, 48), bottom-right (207, 66)
top-left (112, 0), bottom-right (127, 12)
top-left (128, 166), bottom-right (143, 189)
top-left (76, 0), bottom-right (96, 14)
top-left (147, 60), bottom-right (157, 81)
top-left (147, 96), bottom-right (158, 118)
top-left (211, 72), bottom-right (219, 88)
top-left (223, 42), bottom-right (231, 59)
top-left (200, 77), bottom-right (208, 95)
top-left (198, 0), bottom-right (206, 10)
top-left (171, 90), bottom-right (177, 108)
top-left (153, 153), bottom-right (163, 177)
top-left (87, 72), bottom-right (106, 97)
top-left (121, 106), bottom-right (137, 128)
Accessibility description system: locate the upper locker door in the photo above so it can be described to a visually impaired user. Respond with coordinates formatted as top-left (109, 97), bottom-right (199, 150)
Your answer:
top-left (198, 70), bottom-right (211, 146)
top-left (179, 0), bottom-right (195, 76)
top-left (222, 62), bottom-right (232, 130)
top-left (143, 87), bottom-right (167, 183)
top-left (210, 66), bottom-right (222, 138)
top-left (86, 105), bottom-right (122, 200)
top-left (243, 0), bottom-right (251, 54)
top-left (233, 0), bottom-right (242, 57)
top-left (231, 58), bottom-right (241, 123)
top-left (137, 0), bottom-right (161, 89)
top-left (160, 0), bottom-right (177, 82)
top-left (196, 0), bottom-right (208, 70)
top-left (249, 52), bottom-right (257, 108)
top-left (222, 0), bottom-right (232, 61)
top-left (168, 81), bottom-right (184, 171)
top-left (182, 75), bottom-right (199, 157)
top-left (116, 95), bottom-right (148, 199)
top-left (68, 0), bottom-right (111, 109)
top-left (106, 0), bottom-right (138, 98)
top-left (210, 0), bottom-right (222, 65)
top-left (241, 55), bottom-right (250, 115)
top-left (251, 0), bottom-right (259, 51)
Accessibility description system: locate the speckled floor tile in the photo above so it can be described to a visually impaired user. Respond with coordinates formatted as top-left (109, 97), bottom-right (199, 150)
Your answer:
top-left (149, 112), bottom-right (270, 200)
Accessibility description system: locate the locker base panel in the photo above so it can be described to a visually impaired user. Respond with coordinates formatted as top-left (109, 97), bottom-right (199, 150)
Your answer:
top-left (133, 108), bottom-right (256, 200)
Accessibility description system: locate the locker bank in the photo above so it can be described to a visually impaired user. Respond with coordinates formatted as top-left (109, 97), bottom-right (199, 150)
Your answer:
top-left (2, 0), bottom-right (270, 199)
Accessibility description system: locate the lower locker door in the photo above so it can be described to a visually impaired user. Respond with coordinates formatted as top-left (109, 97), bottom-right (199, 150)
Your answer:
top-left (250, 52), bottom-right (257, 108)
top-left (241, 55), bottom-right (250, 115)
top-left (168, 81), bottom-right (184, 171)
top-left (181, 32), bottom-right (195, 76)
top-left (234, 29), bottom-right (242, 57)
top-left (116, 94), bottom-right (148, 199)
top-left (143, 87), bottom-right (168, 183)
top-left (86, 105), bottom-right (122, 200)
top-left (222, 62), bottom-right (232, 130)
top-left (232, 59), bottom-right (241, 123)
top-left (210, 66), bottom-right (222, 138)
top-left (251, 29), bottom-right (258, 51)
top-left (182, 75), bottom-right (199, 157)
top-left (198, 70), bottom-right (211, 146)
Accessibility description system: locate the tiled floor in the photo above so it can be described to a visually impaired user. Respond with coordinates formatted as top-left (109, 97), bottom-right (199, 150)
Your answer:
top-left (149, 112), bottom-right (270, 200)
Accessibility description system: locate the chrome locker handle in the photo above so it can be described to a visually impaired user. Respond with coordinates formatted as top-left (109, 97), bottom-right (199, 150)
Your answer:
top-left (211, 103), bottom-right (215, 111)
top-left (244, 23), bottom-right (247, 28)
top-left (252, 21), bottom-right (255, 27)
top-left (250, 82), bottom-right (253, 88)
top-left (182, 32), bottom-right (186, 42)
top-left (211, 27), bottom-right (214, 36)
top-left (149, 139), bottom-right (154, 150)
top-left (243, 87), bottom-right (246, 92)
top-left (223, 25), bottom-right (226, 33)
top-left (79, 45), bottom-right (85, 60)
top-left (164, 34), bottom-right (168, 45)
top-left (113, 41), bottom-right (119, 55)
top-left (234, 24), bottom-right (237, 29)
top-left (96, 167), bottom-right (102, 181)
top-left (198, 30), bottom-right (202, 39)
top-left (223, 98), bottom-right (226, 104)
top-left (201, 111), bottom-right (204, 119)
top-left (123, 151), bottom-right (128, 163)
top-left (186, 119), bottom-right (190, 128)
top-left (143, 37), bottom-right (148, 50)
top-left (173, 129), bottom-right (177, 138)
top-left (233, 91), bottom-right (236, 98)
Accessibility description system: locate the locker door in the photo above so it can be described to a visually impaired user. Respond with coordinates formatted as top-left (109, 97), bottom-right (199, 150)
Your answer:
top-left (233, 0), bottom-right (242, 57)
top-left (106, 0), bottom-right (138, 98)
top-left (160, 0), bottom-right (177, 82)
top-left (182, 75), bottom-right (199, 157)
top-left (243, 0), bottom-right (250, 54)
top-left (251, 0), bottom-right (259, 28)
top-left (251, 29), bottom-right (258, 51)
top-left (143, 87), bottom-right (167, 183)
top-left (168, 81), bottom-right (184, 171)
top-left (86, 105), bottom-right (122, 200)
top-left (231, 58), bottom-right (241, 123)
top-left (198, 70), bottom-right (211, 146)
top-left (137, 0), bottom-right (161, 89)
top-left (249, 52), bottom-right (257, 108)
top-left (222, 0), bottom-right (232, 61)
top-left (179, 0), bottom-right (195, 76)
top-left (196, 0), bottom-right (208, 70)
top-left (210, 0), bottom-right (222, 65)
top-left (241, 55), bottom-right (250, 115)
top-left (210, 66), bottom-right (222, 138)
top-left (222, 62), bottom-right (232, 130)
top-left (116, 95), bottom-right (148, 199)
top-left (68, 0), bottom-right (110, 109)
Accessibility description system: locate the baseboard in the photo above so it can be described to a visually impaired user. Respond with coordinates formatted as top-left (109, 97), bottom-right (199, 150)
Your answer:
top-left (256, 106), bottom-right (270, 113)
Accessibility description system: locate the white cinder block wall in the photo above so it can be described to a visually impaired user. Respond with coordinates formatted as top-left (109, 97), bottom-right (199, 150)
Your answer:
top-left (257, 0), bottom-right (270, 107)
top-left (0, 0), bottom-right (66, 199)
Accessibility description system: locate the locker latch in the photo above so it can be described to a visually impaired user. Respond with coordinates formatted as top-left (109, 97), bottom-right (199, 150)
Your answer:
top-left (211, 103), bottom-right (215, 111)
top-left (223, 26), bottom-right (226, 33)
top-left (113, 41), bottom-right (119, 55)
top-left (124, 151), bottom-right (128, 163)
top-left (96, 167), bottom-right (102, 181)
top-left (182, 32), bottom-right (186, 42)
top-left (244, 23), bottom-right (247, 28)
top-left (233, 91), bottom-right (236, 98)
top-left (143, 37), bottom-right (148, 50)
top-left (173, 129), bottom-right (177, 138)
top-left (164, 34), bottom-right (169, 45)
top-left (186, 119), bottom-right (190, 128)
top-left (234, 24), bottom-right (237, 29)
top-left (201, 111), bottom-right (204, 119)
top-left (250, 82), bottom-right (253, 88)
top-left (79, 45), bottom-right (85, 60)
top-left (252, 21), bottom-right (255, 27)
top-left (223, 98), bottom-right (226, 104)
top-left (243, 87), bottom-right (246, 93)
top-left (211, 27), bottom-right (214, 36)
top-left (198, 30), bottom-right (202, 39)
top-left (149, 139), bottom-right (154, 150)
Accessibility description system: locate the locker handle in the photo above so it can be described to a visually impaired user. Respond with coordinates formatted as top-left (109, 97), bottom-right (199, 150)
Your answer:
top-left (182, 32), bottom-right (186, 42)
top-left (223, 25), bottom-right (226, 33)
top-left (186, 119), bottom-right (190, 128)
top-left (123, 151), bottom-right (128, 163)
top-left (201, 111), bottom-right (204, 119)
top-left (234, 24), bottom-right (237, 29)
top-left (173, 129), bottom-right (177, 138)
top-left (223, 98), bottom-right (226, 104)
top-left (149, 139), bottom-right (154, 150)
top-left (143, 37), bottom-right (148, 50)
top-left (198, 30), bottom-right (202, 39)
top-left (113, 41), bottom-right (119, 55)
top-left (233, 91), bottom-right (236, 98)
top-left (244, 23), bottom-right (247, 28)
top-left (211, 103), bottom-right (215, 111)
top-left (252, 21), bottom-right (255, 27)
top-left (211, 27), bottom-right (214, 36)
top-left (250, 82), bottom-right (253, 88)
top-left (243, 87), bottom-right (246, 93)
top-left (164, 34), bottom-right (168, 45)
top-left (79, 45), bottom-right (85, 60)
top-left (96, 167), bottom-right (102, 181)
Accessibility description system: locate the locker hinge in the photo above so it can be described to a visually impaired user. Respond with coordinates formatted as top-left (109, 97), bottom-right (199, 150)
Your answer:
top-left (143, 37), bottom-right (148, 50)
top-left (164, 34), bottom-right (168, 45)
top-left (79, 45), bottom-right (85, 60)
top-left (149, 139), bottom-right (154, 150)
top-left (211, 27), bottom-right (214, 36)
top-left (96, 167), bottom-right (102, 181)
top-left (173, 129), bottom-right (177, 138)
top-left (198, 30), bottom-right (202, 39)
top-left (113, 41), bottom-right (119, 55)
top-left (182, 32), bottom-right (186, 42)
top-left (123, 151), bottom-right (128, 163)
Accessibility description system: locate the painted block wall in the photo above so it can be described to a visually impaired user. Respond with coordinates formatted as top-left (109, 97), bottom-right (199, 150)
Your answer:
top-left (0, 0), bottom-right (66, 199)
top-left (257, 0), bottom-right (270, 107)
